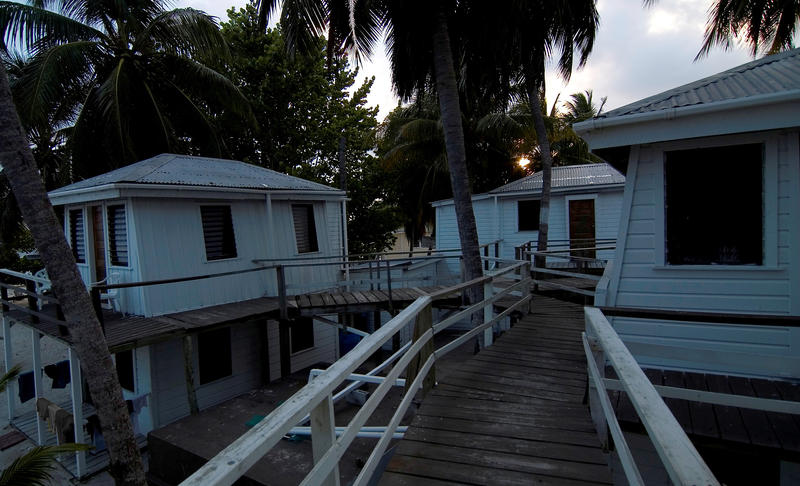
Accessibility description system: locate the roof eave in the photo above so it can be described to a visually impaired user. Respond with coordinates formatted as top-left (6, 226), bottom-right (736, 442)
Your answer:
top-left (574, 89), bottom-right (800, 150)
top-left (49, 182), bottom-right (346, 205)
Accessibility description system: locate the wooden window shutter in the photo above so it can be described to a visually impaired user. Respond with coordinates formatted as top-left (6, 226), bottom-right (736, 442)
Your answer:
top-left (201, 206), bottom-right (237, 260)
top-left (292, 204), bottom-right (318, 253)
top-left (107, 205), bottom-right (128, 266)
top-left (69, 209), bottom-right (86, 263)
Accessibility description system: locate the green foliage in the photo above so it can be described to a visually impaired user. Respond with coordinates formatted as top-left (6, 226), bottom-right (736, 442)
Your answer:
top-left (218, 5), bottom-right (399, 253)
top-left (0, 443), bottom-right (91, 486)
top-left (0, 364), bottom-right (21, 393)
top-left (0, 0), bottom-right (252, 177)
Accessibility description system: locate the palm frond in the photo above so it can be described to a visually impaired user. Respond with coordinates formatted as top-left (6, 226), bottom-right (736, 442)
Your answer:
top-left (135, 8), bottom-right (231, 62)
top-left (0, 2), bottom-right (105, 53)
top-left (159, 54), bottom-right (254, 123)
top-left (0, 443), bottom-right (91, 486)
top-left (12, 40), bottom-right (98, 129)
top-left (0, 364), bottom-right (21, 393)
top-left (280, 0), bottom-right (328, 58)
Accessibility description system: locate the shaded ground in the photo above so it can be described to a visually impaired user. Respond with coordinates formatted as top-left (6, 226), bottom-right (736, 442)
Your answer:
top-left (148, 329), bottom-right (479, 486)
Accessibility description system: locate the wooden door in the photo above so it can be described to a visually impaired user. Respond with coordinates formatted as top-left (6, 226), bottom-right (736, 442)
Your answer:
top-left (568, 199), bottom-right (596, 259)
top-left (91, 206), bottom-right (107, 283)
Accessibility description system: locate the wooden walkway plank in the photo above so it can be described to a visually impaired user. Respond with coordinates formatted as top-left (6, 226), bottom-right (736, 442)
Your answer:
top-left (382, 296), bottom-right (612, 485)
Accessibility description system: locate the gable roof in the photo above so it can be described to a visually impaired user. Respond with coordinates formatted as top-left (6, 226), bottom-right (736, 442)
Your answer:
top-left (573, 48), bottom-right (800, 149)
top-left (599, 48), bottom-right (800, 120)
top-left (50, 154), bottom-right (342, 196)
top-left (489, 163), bottom-right (625, 194)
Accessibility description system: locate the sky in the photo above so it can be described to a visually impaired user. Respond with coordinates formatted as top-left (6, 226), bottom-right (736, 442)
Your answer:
top-left (179, 0), bottom-right (770, 120)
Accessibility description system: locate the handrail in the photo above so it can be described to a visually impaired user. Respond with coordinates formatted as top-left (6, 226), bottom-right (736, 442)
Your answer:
top-left (584, 307), bottom-right (719, 486)
top-left (180, 262), bottom-right (532, 486)
top-left (598, 305), bottom-right (800, 327)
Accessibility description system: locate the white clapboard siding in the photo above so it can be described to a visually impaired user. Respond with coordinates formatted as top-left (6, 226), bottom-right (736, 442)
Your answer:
top-left (267, 319), bottom-right (338, 382)
top-left (150, 322), bottom-right (262, 427)
top-left (601, 131), bottom-right (800, 378)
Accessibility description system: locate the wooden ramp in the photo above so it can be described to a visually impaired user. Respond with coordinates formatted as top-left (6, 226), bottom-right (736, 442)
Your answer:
top-left (381, 296), bottom-right (613, 485)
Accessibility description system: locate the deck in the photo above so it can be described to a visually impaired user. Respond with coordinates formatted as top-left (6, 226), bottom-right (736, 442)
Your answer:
top-left (381, 296), bottom-right (613, 485)
top-left (4, 285), bottom-right (455, 353)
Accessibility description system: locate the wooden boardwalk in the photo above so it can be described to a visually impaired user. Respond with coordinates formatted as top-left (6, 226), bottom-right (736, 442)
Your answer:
top-left (382, 296), bottom-right (612, 485)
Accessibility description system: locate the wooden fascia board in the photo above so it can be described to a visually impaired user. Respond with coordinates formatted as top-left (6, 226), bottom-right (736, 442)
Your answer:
top-left (577, 95), bottom-right (800, 150)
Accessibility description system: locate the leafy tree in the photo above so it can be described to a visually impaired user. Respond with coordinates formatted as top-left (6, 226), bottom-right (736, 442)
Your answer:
top-left (563, 89), bottom-right (607, 124)
top-left (1, 62), bottom-right (146, 486)
top-left (218, 6), bottom-right (398, 253)
top-left (0, 0), bottom-right (252, 178)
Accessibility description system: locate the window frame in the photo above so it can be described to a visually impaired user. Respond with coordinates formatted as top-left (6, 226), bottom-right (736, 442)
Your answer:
top-left (68, 208), bottom-right (87, 264)
top-left (197, 327), bottom-right (233, 385)
top-left (291, 203), bottom-right (320, 254)
top-left (652, 133), bottom-right (778, 269)
top-left (517, 199), bottom-right (541, 232)
top-left (199, 205), bottom-right (238, 262)
top-left (106, 204), bottom-right (129, 267)
top-left (290, 317), bottom-right (315, 355)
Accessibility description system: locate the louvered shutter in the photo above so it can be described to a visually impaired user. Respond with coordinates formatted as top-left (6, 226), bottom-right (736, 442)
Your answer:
top-left (292, 204), bottom-right (318, 253)
top-left (201, 206), bottom-right (237, 260)
top-left (69, 209), bottom-right (86, 263)
top-left (107, 205), bottom-right (128, 266)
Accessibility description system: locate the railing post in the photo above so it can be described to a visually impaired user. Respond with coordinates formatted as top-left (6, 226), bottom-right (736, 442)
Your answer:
top-left (276, 265), bottom-right (287, 320)
top-left (68, 348), bottom-right (86, 476)
top-left (522, 262), bottom-right (532, 314)
top-left (494, 242), bottom-right (499, 270)
top-left (31, 329), bottom-right (44, 445)
top-left (26, 280), bottom-right (38, 324)
top-left (585, 320), bottom-right (608, 451)
top-left (483, 245), bottom-right (489, 271)
top-left (310, 393), bottom-right (339, 486)
top-left (90, 287), bottom-right (104, 331)
top-left (386, 261), bottom-right (394, 314)
top-left (483, 279), bottom-right (494, 347)
top-left (406, 302), bottom-right (435, 398)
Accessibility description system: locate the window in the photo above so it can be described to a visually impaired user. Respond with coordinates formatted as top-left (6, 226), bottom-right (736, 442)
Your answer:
top-left (201, 206), bottom-right (237, 260)
top-left (69, 209), bottom-right (86, 263)
top-left (292, 204), bottom-right (319, 253)
top-left (665, 143), bottom-right (763, 265)
top-left (107, 205), bottom-right (128, 266)
top-left (198, 327), bottom-right (232, 385)
top-left (518, 200), bottom-right (541, 231)
top-left (115, 349), bottom-right (135, 392)
top-left (291, 317), bottom-right (314, 353)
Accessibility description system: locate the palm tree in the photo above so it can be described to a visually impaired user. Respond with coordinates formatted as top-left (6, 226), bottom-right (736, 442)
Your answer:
top-left (257, 1), bottom-right (485, 299)
top-left (0, 65), bottom-right (146, 485)
top-left (643, 0), bottom-right (799, 59)
top-left (0, 0), bottom-right (252, 176)
top-left (563, 89), bottom-right (607, 124)
top-left (0, 365), bottom-right (90, 486)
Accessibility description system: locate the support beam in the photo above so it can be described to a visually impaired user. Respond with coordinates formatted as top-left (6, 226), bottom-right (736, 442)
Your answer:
top-left (31, 329), bottom-right (43, 445)
top-left (182, 336), bottom-right (199, 415)
top-left (68, 348), bottom-right (86, 476)
top-left (279, 320), bottom-right (291, 378)
top-left (3, 316), bottom-right (14, 420)
top-left (310, 394), bottom-right (339, 486)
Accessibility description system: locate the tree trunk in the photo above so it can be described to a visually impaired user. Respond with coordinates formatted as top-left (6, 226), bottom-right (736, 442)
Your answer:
top-left (0, 67), bottom-right (146, 485)
top-left (431, 4), bottom-right (483, 304)
top-left (530, 83), bottom-right (553, 271)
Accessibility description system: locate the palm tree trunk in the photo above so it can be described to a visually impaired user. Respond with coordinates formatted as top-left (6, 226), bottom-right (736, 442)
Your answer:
top-left (530, 84), bottom-right (553, 270)
top-left (431, 4), bottom-right (483, 303)
top-left (0, 67), bottom-right (146, 486)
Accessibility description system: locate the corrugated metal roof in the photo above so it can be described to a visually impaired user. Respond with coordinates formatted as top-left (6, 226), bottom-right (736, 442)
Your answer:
top-left (598, 48), bottom-right (800, 119)
top-left (489, 163), bottom-right (625, 194)
top-left (50, 153), bottom-right (341, 195)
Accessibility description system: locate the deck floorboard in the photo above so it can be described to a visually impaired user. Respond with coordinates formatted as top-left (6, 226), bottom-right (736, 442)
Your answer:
top-left (381, 295), bottom-right (613, 485)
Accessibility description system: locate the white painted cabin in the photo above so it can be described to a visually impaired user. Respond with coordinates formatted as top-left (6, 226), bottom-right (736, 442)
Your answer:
top-left (43, 154), bottom-right (347, 435)
top-left (433, 163), bottom-right (625, 270)
top-left (574, 48), bottom-right (800, 380)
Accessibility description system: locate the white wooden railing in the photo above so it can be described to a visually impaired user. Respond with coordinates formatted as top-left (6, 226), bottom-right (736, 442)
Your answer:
top-left (584, 307), bottom-right (721, 486)
top-left (180, 260), bottom-right (532, 486)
